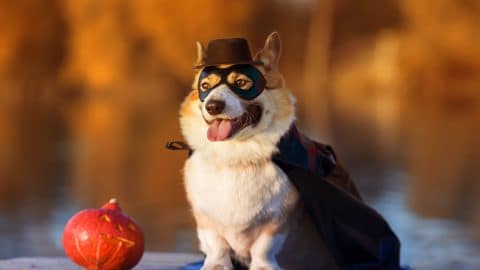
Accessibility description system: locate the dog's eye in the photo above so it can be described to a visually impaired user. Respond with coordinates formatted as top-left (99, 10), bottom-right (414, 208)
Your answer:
top-left (200, 82), bottom-right (211, 91)
top-left (235, 79), bottom-right (247, 88)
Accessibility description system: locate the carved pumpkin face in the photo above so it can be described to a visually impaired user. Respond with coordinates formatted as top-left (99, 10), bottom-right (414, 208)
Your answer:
top-left (62, 199), bottom-right (144, 270)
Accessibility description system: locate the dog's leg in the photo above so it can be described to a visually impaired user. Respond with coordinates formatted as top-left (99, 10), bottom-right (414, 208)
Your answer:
top-left (198, 228), bottom-right (233, 270)
top-left (249, 230), bottom-right (287, 270)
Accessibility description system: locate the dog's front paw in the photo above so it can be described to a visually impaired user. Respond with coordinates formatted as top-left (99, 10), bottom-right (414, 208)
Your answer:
top-left (249, 260), bottom-right (278, 270)
top-left (201, 263), bottom-right (233, 270)
top-left (202, 257), bottom-right (233, 270)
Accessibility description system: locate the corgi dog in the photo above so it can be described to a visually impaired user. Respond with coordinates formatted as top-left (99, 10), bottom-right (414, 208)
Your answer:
top-left (179, 32), bottom-right (338, 270)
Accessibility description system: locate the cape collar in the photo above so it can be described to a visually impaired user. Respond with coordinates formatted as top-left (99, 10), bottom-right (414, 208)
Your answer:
top-left (166, 124), bottom-right (336, 177)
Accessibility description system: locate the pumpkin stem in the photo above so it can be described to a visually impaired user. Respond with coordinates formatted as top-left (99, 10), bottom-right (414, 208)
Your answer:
top-left (101, 198), bottom-right (121, 211)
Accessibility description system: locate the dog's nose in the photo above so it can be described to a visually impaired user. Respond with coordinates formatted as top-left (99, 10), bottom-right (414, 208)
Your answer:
top-left (205, 100), bottom-right (225, 115)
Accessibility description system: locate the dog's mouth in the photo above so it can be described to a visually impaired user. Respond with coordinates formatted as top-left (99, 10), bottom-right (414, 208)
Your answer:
top-left (206, 104), bottom-right (262, 142)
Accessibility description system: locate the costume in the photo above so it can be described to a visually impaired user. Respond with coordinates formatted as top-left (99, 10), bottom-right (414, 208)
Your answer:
top-left (169, 36), bottom-right (401, 269)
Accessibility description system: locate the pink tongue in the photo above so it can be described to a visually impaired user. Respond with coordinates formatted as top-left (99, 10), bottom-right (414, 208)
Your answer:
top-left (207, 119), bottom-right (232, 141)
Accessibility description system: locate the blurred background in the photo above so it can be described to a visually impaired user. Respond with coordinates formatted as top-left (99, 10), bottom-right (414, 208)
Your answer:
top-left (0, 0), bottom-right (479, 268)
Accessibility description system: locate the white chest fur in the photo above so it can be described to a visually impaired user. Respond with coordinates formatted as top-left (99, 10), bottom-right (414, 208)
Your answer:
top-left (184, 152), bottom-right (296, 228)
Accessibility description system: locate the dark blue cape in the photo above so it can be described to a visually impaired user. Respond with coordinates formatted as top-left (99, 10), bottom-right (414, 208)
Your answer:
top-left (273, 125), bottom-right (401, 269)
top-left (168, 124), bottom-right (402, 270)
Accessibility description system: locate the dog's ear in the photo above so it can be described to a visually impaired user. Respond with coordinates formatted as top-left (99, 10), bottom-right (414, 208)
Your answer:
top-left (195, 41), bottom-right (207, 67)
top-left (255, 32), bottom-right (282, 71)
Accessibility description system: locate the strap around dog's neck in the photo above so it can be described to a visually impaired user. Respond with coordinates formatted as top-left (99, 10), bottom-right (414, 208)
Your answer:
top-left (165, 141), bottom-right (193, 156)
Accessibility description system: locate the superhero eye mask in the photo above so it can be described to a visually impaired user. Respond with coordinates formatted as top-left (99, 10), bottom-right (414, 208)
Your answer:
top-left (197, 64), bottom-right (266, 101)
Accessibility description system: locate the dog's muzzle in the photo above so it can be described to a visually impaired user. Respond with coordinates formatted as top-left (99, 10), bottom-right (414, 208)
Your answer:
top-left (206, 103), bottom-right (262, 142)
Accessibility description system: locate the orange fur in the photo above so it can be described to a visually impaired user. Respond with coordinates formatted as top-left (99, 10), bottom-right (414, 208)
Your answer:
top-left (180, 90), bottom-right (199, 117)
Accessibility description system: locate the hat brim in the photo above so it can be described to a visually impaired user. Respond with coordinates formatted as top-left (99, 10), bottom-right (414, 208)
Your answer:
top-left (193, 60), bottom-right (264, 69)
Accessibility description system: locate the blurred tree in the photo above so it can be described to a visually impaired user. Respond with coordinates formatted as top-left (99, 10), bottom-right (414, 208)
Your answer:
top-left (0, 0), bottom-right (68, 211)
top-left (301, 0), bottom-right (334, 142)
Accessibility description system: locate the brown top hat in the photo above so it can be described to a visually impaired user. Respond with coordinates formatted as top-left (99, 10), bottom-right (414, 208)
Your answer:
top-left (194, 38), bottom-right (263, 69)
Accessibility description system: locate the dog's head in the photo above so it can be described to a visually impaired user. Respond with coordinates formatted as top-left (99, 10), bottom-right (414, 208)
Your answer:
top-left (180, 32), bottom-right (295, 162)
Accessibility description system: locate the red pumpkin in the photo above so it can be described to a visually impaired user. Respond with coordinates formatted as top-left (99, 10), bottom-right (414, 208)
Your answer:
top-left (63, 199), bottom-right (145, 270)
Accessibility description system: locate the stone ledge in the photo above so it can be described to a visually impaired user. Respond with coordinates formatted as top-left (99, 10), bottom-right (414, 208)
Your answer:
top-left (0, 252), bottom-right (203, 270)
